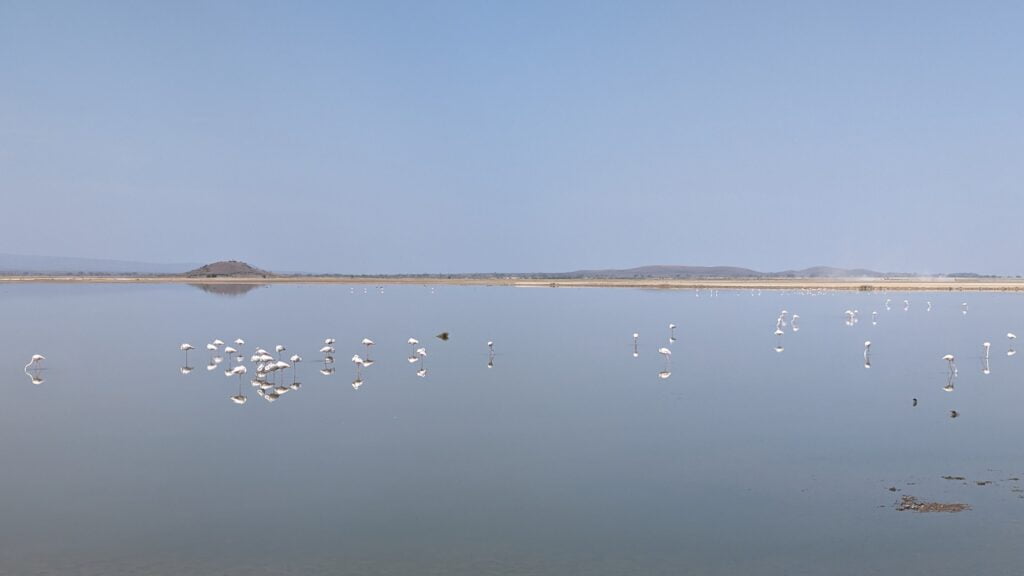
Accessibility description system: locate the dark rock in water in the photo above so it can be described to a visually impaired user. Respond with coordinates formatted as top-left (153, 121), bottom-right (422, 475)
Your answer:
top-left (436, 332), bottom-right (450, 341)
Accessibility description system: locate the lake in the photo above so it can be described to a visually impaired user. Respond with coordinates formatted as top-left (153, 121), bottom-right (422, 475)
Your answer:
top-left (3, 283), bottom-right (1024, 575)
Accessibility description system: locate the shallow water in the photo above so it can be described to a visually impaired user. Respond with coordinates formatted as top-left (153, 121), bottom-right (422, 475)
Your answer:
top-left (3, 284), bottom-right (1024, 574)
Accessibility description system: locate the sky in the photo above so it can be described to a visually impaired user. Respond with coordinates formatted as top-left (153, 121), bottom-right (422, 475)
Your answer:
top-left (2, 1), bottom-right (1023, 275)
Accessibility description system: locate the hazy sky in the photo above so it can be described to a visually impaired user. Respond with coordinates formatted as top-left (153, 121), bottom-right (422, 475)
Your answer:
top-left (2, 1), bottom-right (1023, 274)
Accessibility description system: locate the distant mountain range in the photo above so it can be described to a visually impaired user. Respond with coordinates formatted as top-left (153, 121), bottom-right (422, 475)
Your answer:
top-left (0, 254), bottom-right (1001, 279)
top-left (557, 265), bottom-right (901, 279)
top-left (0, 253), bottom-right (199, 275)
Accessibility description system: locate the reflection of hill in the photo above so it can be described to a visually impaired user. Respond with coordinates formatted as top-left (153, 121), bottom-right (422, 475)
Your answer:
top-left (189, 283), bottom-right (265, 296)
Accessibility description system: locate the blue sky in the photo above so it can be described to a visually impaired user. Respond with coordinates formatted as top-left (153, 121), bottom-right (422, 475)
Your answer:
top-left (2, 1), bottom-right (1022, 274)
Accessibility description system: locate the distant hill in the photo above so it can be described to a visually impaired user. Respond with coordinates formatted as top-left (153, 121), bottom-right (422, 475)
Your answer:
top-left (185, 260), bottom-right (271, 278)
top-left (560, 265), bottom-right (898, 279)
top-left (0, 253), bottom-right (198, 275)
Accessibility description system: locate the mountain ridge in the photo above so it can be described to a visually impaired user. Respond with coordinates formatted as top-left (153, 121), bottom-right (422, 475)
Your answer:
top-left (562, 265), bottom-right (901, 279)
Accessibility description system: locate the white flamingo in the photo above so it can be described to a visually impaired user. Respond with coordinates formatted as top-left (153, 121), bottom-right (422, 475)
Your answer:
top-left (943, 354), bottom-right (957, 374)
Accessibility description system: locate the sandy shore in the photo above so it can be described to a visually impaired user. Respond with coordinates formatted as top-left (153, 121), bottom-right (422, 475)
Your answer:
top-left (2, 275), bottom-right (1024, 291)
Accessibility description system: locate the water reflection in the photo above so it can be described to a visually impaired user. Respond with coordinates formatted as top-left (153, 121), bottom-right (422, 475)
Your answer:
top-left (943, 371), bottom-right (956, 393)
top-left (189, 283), bottom-right (265, 296)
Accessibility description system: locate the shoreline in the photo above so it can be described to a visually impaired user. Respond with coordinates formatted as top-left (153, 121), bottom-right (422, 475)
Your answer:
top-left (2, 275), bottom-right (1024, 291)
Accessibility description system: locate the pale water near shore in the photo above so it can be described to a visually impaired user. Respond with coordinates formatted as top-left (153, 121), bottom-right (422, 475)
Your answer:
top-left (3, 283), bottom-right (1024, 574)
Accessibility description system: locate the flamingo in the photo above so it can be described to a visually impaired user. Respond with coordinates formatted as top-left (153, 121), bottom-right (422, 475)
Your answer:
top-left (275, 344), bottom-right (286, 359)
top-left (943, 354), bottom-right (957, 374)
top-left (351, 355), bottom-right (364, 384)
top-left (24, 355), bottom-right (46, 384)
top-left (414, 347), bottom-right (428, 377)
top-left (361, 338), bottom-right (375, 360)
top-left (669, 323), bottom-right (677, 343)
top-left (632, 333), bottom-right (639, 358)
top-left (657, 346), bottom-right (672, 374)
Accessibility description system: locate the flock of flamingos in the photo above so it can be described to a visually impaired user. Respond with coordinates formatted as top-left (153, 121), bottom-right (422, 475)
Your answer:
top-left (20, 291), bottom-right (1015, 415)
top-left (169, 332), bottom-right (491, 405)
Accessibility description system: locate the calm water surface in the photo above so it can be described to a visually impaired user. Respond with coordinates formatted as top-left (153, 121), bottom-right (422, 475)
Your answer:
top-left (3, 284), bottom-right (1024, 574)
